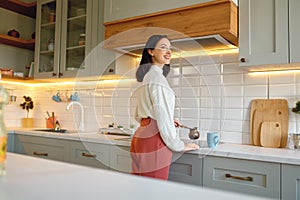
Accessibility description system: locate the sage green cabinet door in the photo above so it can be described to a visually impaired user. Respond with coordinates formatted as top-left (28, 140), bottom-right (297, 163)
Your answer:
top-left (69, 141), bottom-right (110, 170)
top-left (168, 153), bottom-right (202, 186)
top-left (203, 156), bottom-right (280, 199)
top-left (103, 0), bottom-right (213, 23)
top-left (282, 164), bottom-right (300, 200)
top-left (35, 0), bottom-right (98, 79)
top-left (110, 145), bottom-right (131, 173)
top-left (239, 0), bottom-right (289, 66)
top-left (14, 134), bottom-right (70, 162)
top-left (289, 0), bottom-right (300, 63)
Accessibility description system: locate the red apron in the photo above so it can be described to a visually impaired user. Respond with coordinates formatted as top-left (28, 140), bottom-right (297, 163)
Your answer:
top-left (130, 118), bottom-right (172, 180)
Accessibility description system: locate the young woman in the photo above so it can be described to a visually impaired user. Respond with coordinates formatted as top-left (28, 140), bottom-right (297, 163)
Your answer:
top-left (130, 35), bottom-right (199, 180)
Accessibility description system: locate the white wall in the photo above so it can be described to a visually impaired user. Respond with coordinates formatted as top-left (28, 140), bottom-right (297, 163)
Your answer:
top-left (3, 51), bottom-right (300, 145)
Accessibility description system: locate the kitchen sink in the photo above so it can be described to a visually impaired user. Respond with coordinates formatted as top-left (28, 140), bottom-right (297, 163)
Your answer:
top-left (32, 129), bottom-right (72, 133)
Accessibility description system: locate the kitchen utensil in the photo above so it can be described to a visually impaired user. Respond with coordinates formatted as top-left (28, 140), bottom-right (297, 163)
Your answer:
top-left (260, 121), bottom-right (281, 148)
top-left (179, 124), bottom-right (200, 140)
top-left (46, 111), bottom-right (50, 118)
top-left (252, 109), bottom-right (263, 146)
top-left (207, 132), bottom-right (219, 148)
top-left (250, 99), bottom-right (288, 148)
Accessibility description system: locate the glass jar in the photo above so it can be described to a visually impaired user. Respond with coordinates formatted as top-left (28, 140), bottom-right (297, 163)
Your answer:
top-left (48, 39), bottom-right (54, 51)
top-left (78, 34), bottom-right (86, 46)
top-left (0, 86), bottom-right (8, 176)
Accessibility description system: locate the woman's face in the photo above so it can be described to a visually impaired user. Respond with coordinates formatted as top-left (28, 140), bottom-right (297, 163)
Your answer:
top-left (148, 38), bottom-right (172, 68)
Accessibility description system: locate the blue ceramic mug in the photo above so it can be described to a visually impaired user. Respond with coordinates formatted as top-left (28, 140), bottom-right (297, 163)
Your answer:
top-left (52, 93), bottom-right (61, 102)
top-left (70, 92), bottom-right (79, 101)
top-left (207, 132), bottom-right (219, 148)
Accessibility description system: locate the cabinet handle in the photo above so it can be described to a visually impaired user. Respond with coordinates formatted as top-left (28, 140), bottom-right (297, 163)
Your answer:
top-left (52, 72), bottom-right (57, 76)
top-left (240, 57), bottom-right (246, 63)
top-left (82, 153), bottom-right (96, 158)
top-left (225, 173), bottom-right (253, 182)
top-left (59, 72), bottom-right (63, 77)
top-left (33, 152), bottom-right (48, 156)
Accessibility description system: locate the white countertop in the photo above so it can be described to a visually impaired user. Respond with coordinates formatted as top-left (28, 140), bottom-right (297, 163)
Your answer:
top-left (0, 153), bottom-right (269, 200)
top-left (8, 129), bottom-right (300, 165)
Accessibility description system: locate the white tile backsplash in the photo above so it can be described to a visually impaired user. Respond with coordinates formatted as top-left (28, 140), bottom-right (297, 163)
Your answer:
top-left (4, 51), bottom-right (300, 145)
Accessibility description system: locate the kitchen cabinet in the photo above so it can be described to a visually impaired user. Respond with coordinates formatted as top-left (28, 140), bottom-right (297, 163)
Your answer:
top-left (103, 0), bottom-right (214, 23)
top-left (13, 134), bottom-right (70, 162)
top-left (110, 145), bottom-right (131, 173)
top-left (203, 156), bottom-right (281, 199)
top-left (239, 0), bottom-right (300, 67)
top-left (168, 153), bottom-right (202, 186)
top-left (239, 0), bottom-right (289, 66)
top-left (282, 164), bottom-right (300, 200)
top-left (69, 141), bottom-right (110, 170)
top-left (34, 0), bottom-right (98, 79)
top-left (289, 0), bottom-right (300, 63)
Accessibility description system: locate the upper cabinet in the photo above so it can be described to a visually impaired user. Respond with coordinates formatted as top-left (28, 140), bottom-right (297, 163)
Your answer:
top-left (103, 0), bottom-right (238, 51)
top-left (239, 0), bottom-right (300, 67)
top-left (34, 0), bottom-right (98, 79)
top-left (104, 0), bottom-right (215, 23)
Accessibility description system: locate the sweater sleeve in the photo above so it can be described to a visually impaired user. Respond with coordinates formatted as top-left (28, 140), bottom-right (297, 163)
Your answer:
top-left (148, 83), bottom-right (185, 152)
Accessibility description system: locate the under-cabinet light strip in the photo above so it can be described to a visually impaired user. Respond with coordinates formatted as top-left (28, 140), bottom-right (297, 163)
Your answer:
top-left (248, 69), bottom-right (300, 75)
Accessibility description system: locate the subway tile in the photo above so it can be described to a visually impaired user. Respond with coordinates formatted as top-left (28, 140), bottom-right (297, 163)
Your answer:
top-left (223, 85), bottom-right (243, 97)
top-left (199, 119), bottom-right (220, 132)
top-left (269, 84), bottom-right (296, 97)
top-left (199, 64), bottom-right (221, 75)
top-left (200, 108), bottom-right (220, 119)
top-left (222, 74), bottom-right (243, 85)
top-left (220, 131), bottom-right (243, 144)
top-left (244, 73), bottom-right (268, 85)
top-left (181, 108), bottom-right (199, 119)
top-left (182, 66), bottom-right (200, 75)
top-left (200, 85), bottom-right (221, 97)
top-left (180, 87), bottom-right (200, 97)
top-left (177, 98), bottom-right (199, 108)
top-left (181, 76), bottom-right (201, 86)
top-left (222, 108), bottom-right (243, 120)
top-left (269, 73), bottom-right (295, 84)
top-left (199, 54), bottom-right (221, 65)
top-left (223, 97), bottom-right (243, 108)
top-left (221, 52), bottom-right (239, 63)
top-left (221, 119), bottom-right (243, 132)
top-left (222, 63), bottom-right (244, 74)
top-left (244, 85), bottom-right (267, 97)
top-left (200, 97), bottom-right (221, 108)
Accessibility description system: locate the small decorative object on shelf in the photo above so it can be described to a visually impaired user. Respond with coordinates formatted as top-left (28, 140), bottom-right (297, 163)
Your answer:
top-left (0, 85), bottom-right (8, 176)
top-left (48, 39), bottom-right (54, 51)
top-left (7, 29), bottom-right (20, 38)
top-left (78, 33), bottom-right (86, 46)
top-left (20, 96), bottom-right (34, 128)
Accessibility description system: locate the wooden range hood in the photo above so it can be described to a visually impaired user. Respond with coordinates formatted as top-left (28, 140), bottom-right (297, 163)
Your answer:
top-left (104, 0), bottom-right (238, 53)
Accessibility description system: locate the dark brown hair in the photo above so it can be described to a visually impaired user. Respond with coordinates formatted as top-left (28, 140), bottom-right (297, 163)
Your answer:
top-left (136, 35), bottom-right (171, 82)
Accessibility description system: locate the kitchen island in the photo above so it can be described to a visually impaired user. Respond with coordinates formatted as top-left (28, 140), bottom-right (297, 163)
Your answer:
top-left (0, 153), bottom-right (267, 200)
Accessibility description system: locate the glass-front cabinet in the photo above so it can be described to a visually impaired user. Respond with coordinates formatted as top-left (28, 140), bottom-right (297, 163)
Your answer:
top-left (35, 0), bottom-right (96, 79)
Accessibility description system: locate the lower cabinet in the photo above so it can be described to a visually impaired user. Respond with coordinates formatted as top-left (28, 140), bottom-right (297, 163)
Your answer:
top-left (282, 164), bottom-right (300, 200)
top-left (168, 153), bottom-right (202, 186)
top-left (13, 134), bottom-right (70, 162)
top-left (69, 141), bottom-right (110, 170)
top-left (110, 145), bottom-right (131, 173)
top-left (203, 156), bottom-right (281, 199)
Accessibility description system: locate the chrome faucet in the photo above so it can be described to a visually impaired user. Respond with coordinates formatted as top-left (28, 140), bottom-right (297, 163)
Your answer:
top-left (66, 101), bottom-right (85, 132)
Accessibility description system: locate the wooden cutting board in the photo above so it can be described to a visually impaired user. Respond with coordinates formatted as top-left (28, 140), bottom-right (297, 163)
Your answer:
top-left (250, 99), bottom-right (288, 147)
top-left (260, 121), bottom-right (281, 148)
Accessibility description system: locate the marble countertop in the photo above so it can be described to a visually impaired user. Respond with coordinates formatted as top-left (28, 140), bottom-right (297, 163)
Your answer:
top-left (8, 128), bottom-right (300, 165)
top-left (0, 153), bottom-right (268, 200)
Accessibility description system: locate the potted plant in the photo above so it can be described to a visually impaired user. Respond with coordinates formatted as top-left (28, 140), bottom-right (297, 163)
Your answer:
top-left (20, 96), bottom-right (34, 128)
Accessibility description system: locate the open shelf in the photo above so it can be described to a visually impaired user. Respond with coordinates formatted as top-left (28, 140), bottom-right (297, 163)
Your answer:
top-left (0, 74), bottom-right (34, 81)
top-left (0, 34), bottom-right (35, 50)
top-left (0, 0), bottom-right (36, 18)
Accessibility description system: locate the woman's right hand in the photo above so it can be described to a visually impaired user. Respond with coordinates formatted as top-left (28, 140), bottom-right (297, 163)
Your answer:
top-left (184, 143), bottom-right (199, 151)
